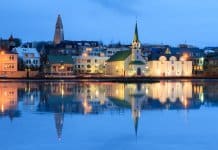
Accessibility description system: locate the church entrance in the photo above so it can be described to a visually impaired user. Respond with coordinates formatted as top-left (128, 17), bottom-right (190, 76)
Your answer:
top-left (137, 68), bottom-right (141, 76)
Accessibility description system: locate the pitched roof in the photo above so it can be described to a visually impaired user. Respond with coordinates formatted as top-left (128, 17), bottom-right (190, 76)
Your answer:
top-left (129, 60), bottom-right (145, 65)
top-left (107, 50), bottom-right (131, 62)
top-left (47, 55), bottom-right (73, 64)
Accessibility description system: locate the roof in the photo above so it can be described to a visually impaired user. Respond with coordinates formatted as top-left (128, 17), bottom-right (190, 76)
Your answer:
top-left (107, 50), bottom-right (131, 62)
top-left (0, 49), bottom-right (17, 55)
top-left (129, 60), bottom-right (145, 65)
top-left (13, 47), bottom-right (40, 57)
top-left (133, 22), bottom-right (139, 43)
top-left (47, 55), bottom-right (73, 64)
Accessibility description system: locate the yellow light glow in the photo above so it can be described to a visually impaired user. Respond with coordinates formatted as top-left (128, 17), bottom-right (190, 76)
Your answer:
top-left (0, 51), bottom-right (5, 55)
top-left (82, 53), bottom-right (88, 57)
top-left (182, 53), bottom-right (189, 60)
top-left (183, 99), bottom-right (188, 108)
top-left (61, 85), bottom-right (64, 97)
top-left (1, 104), bottom-right (4, 112)
top-left (60, 65), bottom-right (65, 70)
top-left (83, 100), bottom-right (92, 114)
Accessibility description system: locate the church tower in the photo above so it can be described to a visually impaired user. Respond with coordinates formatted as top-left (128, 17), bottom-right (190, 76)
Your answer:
top-left (131, 22), bottom-right (141, 61)
top-left (54, 14), bottom-right (64, 45)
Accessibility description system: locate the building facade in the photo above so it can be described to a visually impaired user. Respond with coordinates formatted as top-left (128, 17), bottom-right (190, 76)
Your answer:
top-left (0, 50), bottom-right (18, 72)
top-left (44, 55), bottom-right (73, 76)
top-left (148, 48), bottom-right (192, 77)
top-left (12, 47), bottom-right (40, 70)
top-left (106, 23), bottom-right (147, 76)
top-left (72, 56), bottom-right (109, 74)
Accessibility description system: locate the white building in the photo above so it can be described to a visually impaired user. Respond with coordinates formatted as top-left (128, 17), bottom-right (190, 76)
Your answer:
top-left (72, 55), bottom-right (109, 74)
top-left (13, 47), bottom-right (40, 69)
top-left (148, 48), bottom-right (192, 77)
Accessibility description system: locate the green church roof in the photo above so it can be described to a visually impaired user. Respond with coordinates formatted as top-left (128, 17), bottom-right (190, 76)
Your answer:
top-left (129, 60), bottom-right (145, 65)
top-left (47, 55), bottom-right (73, 64)
top-left (107, 50), bottom-right (131, 62)
top-left (133, 22), bottom-right (139, 43)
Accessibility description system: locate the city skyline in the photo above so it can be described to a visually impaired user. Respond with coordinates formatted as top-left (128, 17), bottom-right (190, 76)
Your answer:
top-left (1, 0), bottom-right (218, 47)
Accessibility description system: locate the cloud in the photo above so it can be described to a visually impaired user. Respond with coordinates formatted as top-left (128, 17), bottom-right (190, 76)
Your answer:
top-left (91, 0), bottom-right (140, 16)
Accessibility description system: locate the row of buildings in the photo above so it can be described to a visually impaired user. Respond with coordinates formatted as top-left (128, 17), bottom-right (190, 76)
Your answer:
top-left (0, 14), bottom-right (218, 77)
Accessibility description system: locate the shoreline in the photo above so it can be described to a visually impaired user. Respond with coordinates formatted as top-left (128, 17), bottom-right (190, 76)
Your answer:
top-left (1, 76), bottom-right (218, 82)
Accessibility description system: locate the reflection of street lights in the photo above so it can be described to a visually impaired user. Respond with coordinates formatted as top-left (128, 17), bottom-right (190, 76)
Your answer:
top-left (26, 67), bottom-right (31, 78)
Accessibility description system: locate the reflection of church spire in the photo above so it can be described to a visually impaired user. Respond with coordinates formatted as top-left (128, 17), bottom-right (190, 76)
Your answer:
top-left (131, 84), bottom-right (143, 136)
top-left (133, 110), bottom-right (139, 136)
top-left (54, 113), bottom-right (64, 141)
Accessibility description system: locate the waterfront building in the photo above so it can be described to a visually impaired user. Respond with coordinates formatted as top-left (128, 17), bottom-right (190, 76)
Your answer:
top-left (43, 55), bottom-right (73, 76)
top-left (106, 23), bottom-right (147, 76)
top-left (0, 50), bottom-right (18, 73)
top-left (72, 55), bottom-right (109, 74)
top-left (54, 14), bottom-right (64, 45)
top-left (173, 44), bottom-right (205, 75)
top-left (204, 52), bottom-right (218, 75)
top-left (12, 47), bottom-right (40, 70)
top-left (148, 48), bottom-right (192, 77)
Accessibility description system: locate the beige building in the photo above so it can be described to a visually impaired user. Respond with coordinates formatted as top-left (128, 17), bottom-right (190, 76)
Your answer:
top-left (72, 56), bottom-right (109, 74)
top-left (0, 50), bottom-right (18, 73)
top-left (148, 48), bottom-right (192, 77)
top-left (106, 23), bottom-right (147, 77)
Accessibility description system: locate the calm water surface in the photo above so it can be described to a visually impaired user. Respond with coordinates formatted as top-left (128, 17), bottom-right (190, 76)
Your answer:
top-left (0, 80), bottom-right (218, 150)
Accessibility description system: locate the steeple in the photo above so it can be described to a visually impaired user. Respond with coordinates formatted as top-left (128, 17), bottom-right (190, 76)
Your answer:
top-left (133, 22), bottom-right (139, 43)
top-left (133, 113), bottom-right (139, 136)
top-left (54, 14), bottom-right (64, 45)
top-left (131, 21), bottom-right (142, 61)
top-left (54, 113), bottom-right (64, 141)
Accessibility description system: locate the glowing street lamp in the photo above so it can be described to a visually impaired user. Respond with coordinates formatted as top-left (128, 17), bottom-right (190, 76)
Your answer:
top-left (182, 53), bottom-right (189, 61)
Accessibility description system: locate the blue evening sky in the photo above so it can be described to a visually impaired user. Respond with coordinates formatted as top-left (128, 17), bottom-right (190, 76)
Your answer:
top-left (0, 0), bottom-right (218, 47)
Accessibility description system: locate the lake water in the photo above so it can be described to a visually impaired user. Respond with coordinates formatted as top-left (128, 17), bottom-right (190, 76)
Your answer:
top-left (0, 80), bottom-right (218, 150)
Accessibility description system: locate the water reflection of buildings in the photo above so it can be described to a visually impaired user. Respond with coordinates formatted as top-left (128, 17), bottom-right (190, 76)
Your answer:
top-left (0, 83), bottom-right (20, 120)
top-left (106, 82), bottom-right (203, 135)
top-left (38, 82), bottom-right (116, 140)
top-left (3, 81), bottom-right (218, 139)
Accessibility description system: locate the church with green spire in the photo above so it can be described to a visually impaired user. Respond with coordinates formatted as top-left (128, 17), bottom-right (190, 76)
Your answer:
top-left (106, 22), bottom-right (147, 76)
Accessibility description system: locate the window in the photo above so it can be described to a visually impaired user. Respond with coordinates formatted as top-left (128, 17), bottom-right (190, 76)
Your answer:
top-left (87, 59), bottom-right (91, 63)
top-left (95, 59), bottom-right (97, 63)
top-left (9, 56), bottom-right (14, 60)
top-left (87, 65), bottom-right (91, 68)
top-left (172, 66), bottom-right (174, 71)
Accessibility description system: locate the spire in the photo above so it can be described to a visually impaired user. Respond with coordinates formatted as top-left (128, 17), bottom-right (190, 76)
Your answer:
top-left (56, 15), bottom-right (63, 29)
top-left (134, 115), bottom-right (139, 136)
top-left (133, 22), bottom-right (139, 43)
top-left (54, 14), bottom-right (64, 45)
top-left (54, 113), bottom-right (64, 141)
